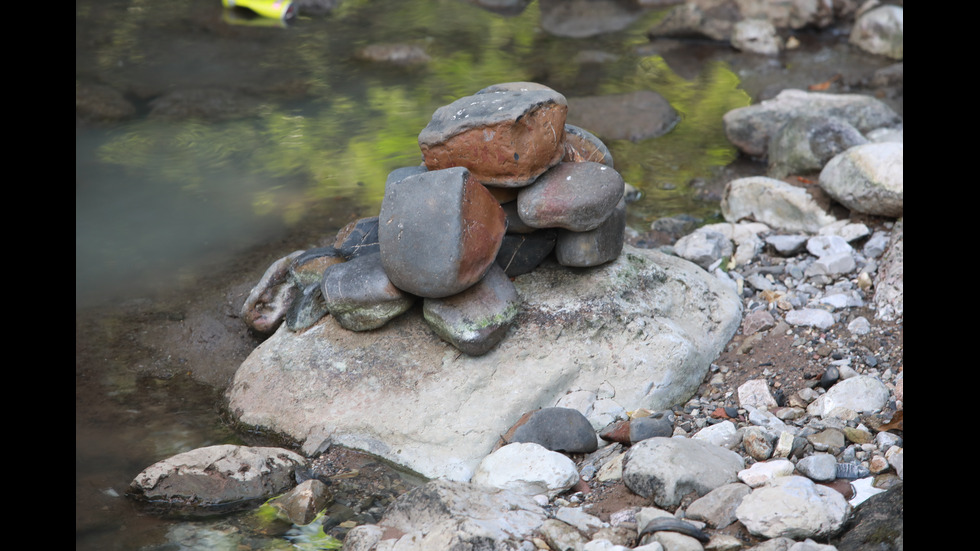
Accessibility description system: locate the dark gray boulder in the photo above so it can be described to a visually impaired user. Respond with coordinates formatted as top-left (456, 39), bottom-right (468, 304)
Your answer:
top-left (831, 483), bottom-right (903, 551)
top-left (378, 167), bottom-right (507, 298)
top-left (334, 217), bottom-right (381, 260)
top-left (495, 229), bottom-right (558, 276)
top-left (507, 407), bottom-right (599, 454)
top-left (555, 196), bottom-right (626, 267)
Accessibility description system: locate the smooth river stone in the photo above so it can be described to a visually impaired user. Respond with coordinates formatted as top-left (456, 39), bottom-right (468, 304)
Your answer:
top-left (334, 217), bottom-right (380, 260)
top-left (501, 201), bottom-right (536, 234)
top-left (517, 161), bottom-right (625, 232)
top-left (562, 124), bottom-right (614, 167)
top-left (506, 407), bottom-right (598, 454)
top-left (320, 252), bottom-right (415, 331)
top-left (385, 165), bottom-right (428, 190)
top-left (495, 230), bottom-right (558, 277)
top-left (555, 197), bottom-right (626, 267)
top-left (379, 167), bottom-right (507, 298)
top-left (241, 250), bottom-right (304, 334)
top-left (417, 88), bottom-right (568, 187)
top-left (289, 247), bottom-right (344, 287)
top-left (422, 263), bottom-right (519, 356)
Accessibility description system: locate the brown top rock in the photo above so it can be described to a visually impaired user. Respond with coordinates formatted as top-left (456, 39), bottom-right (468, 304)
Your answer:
top-left (418, 88), bottom-right (568, 187)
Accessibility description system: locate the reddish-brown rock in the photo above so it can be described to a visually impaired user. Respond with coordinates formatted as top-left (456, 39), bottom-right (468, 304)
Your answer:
top-left (418, 88), bottom-right (568, 187)
top-left (599, 420), bottom-right (632, 444)
top-left (378, 167), bottom-right (507, 298)
top-left (517, 162), bottom-right (625, 232)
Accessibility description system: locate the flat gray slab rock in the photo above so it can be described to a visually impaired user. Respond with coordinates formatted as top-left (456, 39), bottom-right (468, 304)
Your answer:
top-left (567, 90), bottom-right (680, 142)
top-left (228, 246), bottom-right (742, 481)
top-left (623, 437), bottom-right (745, 509)
top-left (345, 479), bottom-right (548, 550)
top-left (128, 445), bottom-right (306, 514)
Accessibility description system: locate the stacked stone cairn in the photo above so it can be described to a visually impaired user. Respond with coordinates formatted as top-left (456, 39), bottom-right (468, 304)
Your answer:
top-left (243, 82), bottom-right (628, 355)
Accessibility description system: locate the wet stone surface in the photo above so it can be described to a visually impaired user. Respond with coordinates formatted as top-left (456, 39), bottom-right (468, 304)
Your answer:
top-left (304, 447), bottom-right (424, 541)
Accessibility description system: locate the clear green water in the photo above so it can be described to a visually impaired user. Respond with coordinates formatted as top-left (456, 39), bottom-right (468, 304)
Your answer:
top-left (76, 0), bottom-right (752, 308)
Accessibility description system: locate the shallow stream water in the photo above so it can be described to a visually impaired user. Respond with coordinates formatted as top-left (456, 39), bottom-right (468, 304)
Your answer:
top-left (76, 1), bottom-right (900, 549)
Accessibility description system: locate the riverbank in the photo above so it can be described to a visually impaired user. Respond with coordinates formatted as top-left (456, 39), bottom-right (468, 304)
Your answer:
top-left (76, 3), bottom-right (902, 548)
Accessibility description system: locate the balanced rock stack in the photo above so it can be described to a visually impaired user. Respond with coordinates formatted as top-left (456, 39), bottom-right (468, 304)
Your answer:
top-left (242, 82), bottom-right (628, 356)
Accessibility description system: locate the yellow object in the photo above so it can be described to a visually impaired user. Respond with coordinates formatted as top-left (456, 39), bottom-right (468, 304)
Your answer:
top-left (222, 0), bottom-right (296, 21)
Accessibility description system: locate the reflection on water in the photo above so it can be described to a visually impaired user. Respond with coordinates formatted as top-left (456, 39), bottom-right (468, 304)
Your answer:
top-left (77, 1), bottom-right (750, 548)
top-left (77, 0), bottom-right (750, 308)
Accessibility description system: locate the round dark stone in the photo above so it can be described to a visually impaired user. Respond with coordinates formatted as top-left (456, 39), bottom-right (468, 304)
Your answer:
top-left (509, 407), bottom-right (598, 454)
top-left (819, 366), bottom-right (840, 389)
top-left (628, 416), bottom-right (674, 443)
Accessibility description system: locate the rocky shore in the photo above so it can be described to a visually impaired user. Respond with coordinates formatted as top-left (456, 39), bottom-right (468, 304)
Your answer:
top-left (128, 85), bottom-right (902, 551)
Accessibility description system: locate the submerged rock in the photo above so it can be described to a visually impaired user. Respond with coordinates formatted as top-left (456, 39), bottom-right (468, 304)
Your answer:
top-left (723, 89), bottom-right (902, 157)
top-left (353, 43), bottom-right (430, 66)
top-left (567, 90), bottom-right (679, 142)
top-left (76, 81), bottom-right (135, 123)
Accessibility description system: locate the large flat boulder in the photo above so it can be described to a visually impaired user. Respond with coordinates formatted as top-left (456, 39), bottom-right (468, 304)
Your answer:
top-left (227, 246), bottom-right (742, 481)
